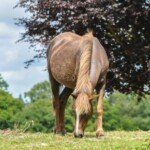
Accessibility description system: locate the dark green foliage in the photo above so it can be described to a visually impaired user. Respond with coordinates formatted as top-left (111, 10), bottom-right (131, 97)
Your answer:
top-left (0, 90), bottom-right (24, 129)
top-left (1, 81), bottom-right (149, 132)
top-left (102, 92), bottom-right (150, 131)
top-left (11, 98), bottom-right (75, 133)
top-left (11, 91), bottom-right (150, 132)
top-left (11, 99), bottom-right (54, 133)
top-left (88, 92), bottom-right (150, 132)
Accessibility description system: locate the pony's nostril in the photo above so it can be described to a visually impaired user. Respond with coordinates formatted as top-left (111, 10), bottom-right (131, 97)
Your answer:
top-left (74, 133), bottom-right (83, 138)
top-left (78, 134), bottom-right (83, 138)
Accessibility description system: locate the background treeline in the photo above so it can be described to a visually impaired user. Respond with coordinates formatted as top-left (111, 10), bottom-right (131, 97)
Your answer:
top-left (16, 0), bottom-right (150, 96)
top-left (0, 74), bottom-right (149, 133)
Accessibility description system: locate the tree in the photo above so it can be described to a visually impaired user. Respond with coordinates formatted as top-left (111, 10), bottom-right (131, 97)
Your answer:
top-left (11, 99), bottom-right (54, 133)
top-left (18, 94), bottom-right (24, 102)
top-left (0, 74), bottom-right (8, 91)
top-left (25, 81), bottom-right (51, 102)
top-left (103, 92), bottom-right (150, 131)
top-left (16, 0), bottom-right (150, 95)
top-left (0, 90), bottom-right (24, 129)
top-left (12, 90), bottom-right (150, 132)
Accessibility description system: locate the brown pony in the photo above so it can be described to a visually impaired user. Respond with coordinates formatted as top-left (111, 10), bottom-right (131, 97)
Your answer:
top-left (47, 32), bottom-right (109, 138)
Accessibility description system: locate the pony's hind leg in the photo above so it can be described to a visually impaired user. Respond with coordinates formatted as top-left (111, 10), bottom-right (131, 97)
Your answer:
top-left (50, 72), bottom-right (72, 135)
top-left (49, 74), bottom-right (61, 134)
top-left (95, 80), bottom-right (106, 138)
top-left (59, 87), bottom-right (73, 134)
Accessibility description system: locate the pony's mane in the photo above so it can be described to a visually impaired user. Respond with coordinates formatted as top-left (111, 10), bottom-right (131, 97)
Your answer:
top-left (73, 32), bottom-right (93, 97)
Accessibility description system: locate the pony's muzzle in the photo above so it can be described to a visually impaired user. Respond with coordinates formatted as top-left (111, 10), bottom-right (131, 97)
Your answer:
top-left (74, 132), bottom-right (84, 138)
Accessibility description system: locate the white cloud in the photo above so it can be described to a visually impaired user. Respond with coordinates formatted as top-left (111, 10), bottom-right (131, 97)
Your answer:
top-left (1, 65), bottom-right (49, 97)
top-left (0, 0), bottom-right (48, 98)
top-left (0, 22), bottom-right (29, 71)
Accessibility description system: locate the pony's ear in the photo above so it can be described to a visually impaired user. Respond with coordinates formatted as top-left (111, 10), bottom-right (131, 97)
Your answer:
top-left (89, 94), bottom-right (100, 101)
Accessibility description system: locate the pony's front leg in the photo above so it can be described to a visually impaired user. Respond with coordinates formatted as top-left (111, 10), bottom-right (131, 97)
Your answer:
top-left (96, 81), bottom-right (106, 138)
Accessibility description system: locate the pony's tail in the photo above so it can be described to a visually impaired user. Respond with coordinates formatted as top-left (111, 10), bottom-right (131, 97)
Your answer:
top-left (73, 32), bottom-right (93, 97)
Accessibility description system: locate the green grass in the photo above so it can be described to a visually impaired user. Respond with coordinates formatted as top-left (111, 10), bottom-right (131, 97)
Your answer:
top-left (0, 131), bottom-right (149, 150)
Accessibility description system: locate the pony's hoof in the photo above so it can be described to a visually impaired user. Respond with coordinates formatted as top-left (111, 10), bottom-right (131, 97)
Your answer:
top-left (53, 128), bottom-right (66, 136)
top-left (96, 130), bottom-right (104, 138)
top-left (60, 130), bottom-right (66, 136)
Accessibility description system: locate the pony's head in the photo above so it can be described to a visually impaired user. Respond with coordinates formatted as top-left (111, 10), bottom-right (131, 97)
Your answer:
top-left (72, 93), bottom-right (93, 138)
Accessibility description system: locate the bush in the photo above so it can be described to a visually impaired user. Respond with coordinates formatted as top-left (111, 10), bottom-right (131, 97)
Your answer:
top-left (11, 99), bottom-right (54, 132)
top-left (0, 90), bottom-right (24, 129)
top-left (1, 78), bottom-right (149, 133)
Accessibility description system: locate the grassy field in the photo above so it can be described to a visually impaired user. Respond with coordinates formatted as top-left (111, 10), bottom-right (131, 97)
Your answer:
top-left (0, 131), bottom-right (149, 150)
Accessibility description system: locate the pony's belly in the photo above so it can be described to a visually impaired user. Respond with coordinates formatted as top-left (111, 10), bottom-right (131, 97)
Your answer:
top-left (50, 55), bottom-right (78, 89)
top-left (49, 37), bottom-right (80, 89)
top-left (51, 65), bottom-right (77, 89)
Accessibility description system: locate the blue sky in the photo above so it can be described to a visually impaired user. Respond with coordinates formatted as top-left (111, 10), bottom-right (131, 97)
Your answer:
top-left (0, 0), bottom-right (48, 98)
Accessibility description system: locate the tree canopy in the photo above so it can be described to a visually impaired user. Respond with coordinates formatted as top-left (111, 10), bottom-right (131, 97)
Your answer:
top-left (11, 89), bottom-right (150, 132)
top-left (0, 80), bottom-right (150, 132)
top-left (0, 74), bottom-right (8, 91)
top-left (16, 0), bottom-right (150, 95)
top-left (25, 81), bottom-right (51, 102)
top-left (0, 90), bottom-right (24, 129)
